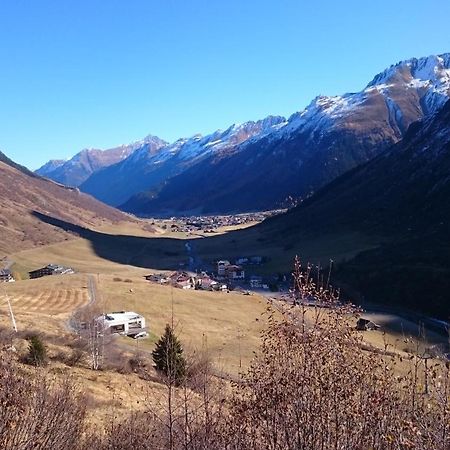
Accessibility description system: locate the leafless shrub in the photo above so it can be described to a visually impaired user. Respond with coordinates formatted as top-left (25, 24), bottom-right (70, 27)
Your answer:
top-left (0, 325), bottom-right (15, 348)
top-left (65, 347), bottom-right (86, 366)
top-left (0, 354), bottom-right (86, 450)
top-left (83, 412), bottom-right (165, 450)
top-left (222, 257), bottom-right (450, 450)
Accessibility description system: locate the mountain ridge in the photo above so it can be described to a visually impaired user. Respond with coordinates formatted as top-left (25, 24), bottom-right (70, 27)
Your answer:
top-left (36, 135), bottom-right (167, 187)
top-left (251, 99), bottom-right (450, 317)
top-left (120, 52), bottom-right (450, 215)
top-left (37, 52), bottom-right (450, 217)
top-left (80, 116), bottom-right (286, 207)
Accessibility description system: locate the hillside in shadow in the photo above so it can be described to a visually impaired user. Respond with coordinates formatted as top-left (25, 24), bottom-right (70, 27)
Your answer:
top-left (32, 211), bottom-right (188, 271)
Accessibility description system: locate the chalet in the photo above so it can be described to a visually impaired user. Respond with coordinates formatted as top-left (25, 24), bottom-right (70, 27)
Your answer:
top-left (356, 318), bottom-right (380, 331)
top-left (250, 256), bottom-right (263, 265)
top-left (196, 272), bottom-right (218, 291)
top-left (217, 260), bottom-right (231, 277)
top-left (225, 264), bottom-right (245, 281)
top-left (0, 269), bottom-right (14, 283)
top-left (29, 264), bottom-right (75, 279)
top-left (96, 311), bottom-right (146, 337)
top-left (169, 271), bottom-right (196, 289)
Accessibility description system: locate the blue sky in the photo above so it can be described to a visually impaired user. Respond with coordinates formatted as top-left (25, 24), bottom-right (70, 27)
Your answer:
top-left (0, 0), bottom-right (449, 169)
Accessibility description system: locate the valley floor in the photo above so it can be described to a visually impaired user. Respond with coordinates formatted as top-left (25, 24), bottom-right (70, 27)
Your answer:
top-left (1, 217), bottom-right (448, 423)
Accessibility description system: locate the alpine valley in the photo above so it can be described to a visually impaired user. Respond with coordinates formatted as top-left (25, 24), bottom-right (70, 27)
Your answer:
top-left (38, 53), bottom-right (450, 216)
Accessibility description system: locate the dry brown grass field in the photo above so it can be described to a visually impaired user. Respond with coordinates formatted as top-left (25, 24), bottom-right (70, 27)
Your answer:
top-left (1, 238), bottom-right (270, 423)
top-left (2, 219), bottom-right (446, 427)
top-left (99, 274), bottom-right (268, 375)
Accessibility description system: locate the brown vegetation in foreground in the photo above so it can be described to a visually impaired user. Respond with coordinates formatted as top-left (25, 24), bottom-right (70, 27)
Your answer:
top-left (0, 259), bottom-right (449, 449)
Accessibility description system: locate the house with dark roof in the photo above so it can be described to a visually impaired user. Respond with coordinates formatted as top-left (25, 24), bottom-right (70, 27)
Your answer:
top-left (0, 269), bottom-right (14, 283)
top-left (29, 264), bottom-right (75, 279)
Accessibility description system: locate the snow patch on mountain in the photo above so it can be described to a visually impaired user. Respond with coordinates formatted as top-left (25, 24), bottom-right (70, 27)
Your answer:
top-left (274, 53), bottom-right (450, 141)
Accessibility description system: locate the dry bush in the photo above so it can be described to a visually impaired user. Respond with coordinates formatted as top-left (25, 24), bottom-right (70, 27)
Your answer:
top-left (65, 347), bottom-right (86, 366)
top-left (0, 354), bottom-right (86, 450)
top-left (90, 257), bottom-right (449, 450)
top-left (222, 258), bottom-right (450, 450)
top-left (223, 308), bottom-right (449, 449)
top-left (0, 325), bottom-right (15, 348)
top-left (90, 345), bottom-right (227, 450)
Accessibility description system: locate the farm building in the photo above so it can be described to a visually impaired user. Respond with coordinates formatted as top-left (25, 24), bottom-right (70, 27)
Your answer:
top-left (97, 311), bottom-right (146, 337)
top-left (356, 318), bottom-right (380, 331)
top-left (144, 273), bottom-right (169, 284)
top-left (0, 269), bottom-right (14, 283)
top-left (29, 264), bottom-right (75, 279)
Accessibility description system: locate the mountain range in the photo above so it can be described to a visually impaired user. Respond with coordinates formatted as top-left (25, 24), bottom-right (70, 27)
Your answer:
top-left (37, 53), bottom-right (450, 217)
top-left (36, 135), bottom-right (167, 187)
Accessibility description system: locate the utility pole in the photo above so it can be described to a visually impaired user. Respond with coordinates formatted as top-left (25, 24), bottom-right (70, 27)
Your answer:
top-left (3, 288), bottom-right (17, 332)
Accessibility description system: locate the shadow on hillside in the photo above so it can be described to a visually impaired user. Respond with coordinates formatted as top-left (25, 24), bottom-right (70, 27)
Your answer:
top-left (32, 211), bottom-right (255, 272)
top-left (32, 211), bottom-right (197, 271)
top-left (33, 212), bottom-right (450, 340)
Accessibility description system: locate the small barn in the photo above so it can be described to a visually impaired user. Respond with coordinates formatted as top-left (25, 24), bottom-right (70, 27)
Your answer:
top-left (356, 318), bottom-right (380, 331)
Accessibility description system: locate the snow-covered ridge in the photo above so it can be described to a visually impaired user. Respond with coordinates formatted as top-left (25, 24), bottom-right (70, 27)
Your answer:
top-left (274, 53), bottom-right (450, 139)
top-left (126, 115), bottom-right (287, 166)
top-left (39, 52), bottom-right (450, 187)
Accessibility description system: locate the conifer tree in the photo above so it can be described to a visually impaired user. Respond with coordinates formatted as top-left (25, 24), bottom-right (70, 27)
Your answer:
top-left (25, 335), bottom-right (47, 366)
top-left (152, 324), bottom-right (186, 384)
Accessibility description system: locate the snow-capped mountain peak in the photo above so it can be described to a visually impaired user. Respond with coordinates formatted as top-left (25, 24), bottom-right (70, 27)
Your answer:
top-left (279, 53), bottom-right (450, 140)
top-left (367, 53), bottom-right (450, 89)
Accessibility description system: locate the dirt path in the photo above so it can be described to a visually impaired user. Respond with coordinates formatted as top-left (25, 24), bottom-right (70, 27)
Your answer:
top-left (66, 274), bottom-right (99, 331)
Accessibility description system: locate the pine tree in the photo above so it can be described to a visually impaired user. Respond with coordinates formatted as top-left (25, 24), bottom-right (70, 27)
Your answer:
top-left (26, 335), bottom-right (47, 366)
top-left (152, 324), bottom-right (186, 384)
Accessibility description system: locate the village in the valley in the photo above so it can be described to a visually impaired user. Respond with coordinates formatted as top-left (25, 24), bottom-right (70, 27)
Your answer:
top-left (157, 210), bottom-right (285, 234)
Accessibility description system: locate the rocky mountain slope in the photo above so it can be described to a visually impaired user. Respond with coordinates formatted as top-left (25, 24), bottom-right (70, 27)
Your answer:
top-left (36, 135), bottom-right (167, 187)
top-left (80, 117), bottom-right (285, 207)
top-left (252, 99), bottom-right (450, 317)
top-left (0, 151), bottom-right (134, 254)
top-left (122, 53), bottom-right (450, 215)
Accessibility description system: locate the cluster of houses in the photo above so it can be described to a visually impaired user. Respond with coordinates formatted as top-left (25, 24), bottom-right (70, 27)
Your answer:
top-left (29, 264), bottom-right (75, 279)
top-left (162, 211), bottom-right (284, 234)
top-left (145, 255), bottom-right (272, 293)
top-left (0, 269), bottom-right (14, 283)
top-left (145, 271), bottom-right (228, 291)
